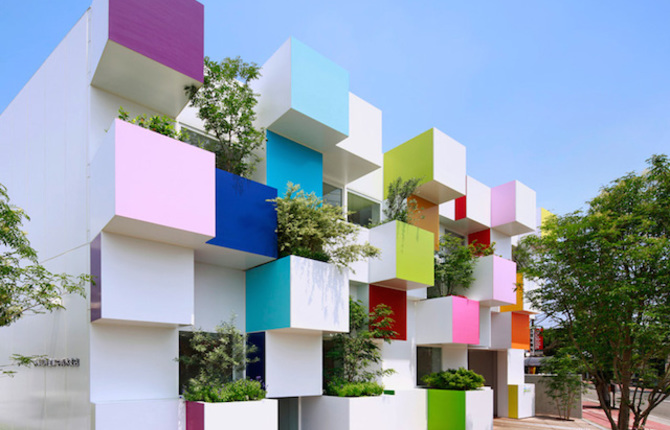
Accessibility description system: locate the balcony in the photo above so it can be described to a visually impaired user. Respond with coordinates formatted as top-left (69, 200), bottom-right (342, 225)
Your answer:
top-left (467, 255), bottom-right (517, 306)
top-left (368, 221), bottom-right (434, 290)
top-left (491, 180), bottom-right (537, 236)
top-left (491, 311), bottom-right (531, 350)
top-left (384, 128), bottom-right (466, 205)
top-left (90, 119), bottom-right (215, 248)
top-left (415, 296), bottom-right (480, 345)
top-left (440, 176), bottom-right (492, 235)
top-left (90, 0), bottom-right (204, 116)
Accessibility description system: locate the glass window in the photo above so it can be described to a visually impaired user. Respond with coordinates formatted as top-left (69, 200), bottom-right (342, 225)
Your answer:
top-left (347, 192), bottom-right (380, 227)
top-left (417, 347), bottom-right (442, 385)
top-left (323, 183), bottom-right (342, 207)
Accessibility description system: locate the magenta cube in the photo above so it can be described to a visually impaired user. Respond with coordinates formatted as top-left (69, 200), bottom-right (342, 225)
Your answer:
top-left (91, 119), bottom-right (215, 247)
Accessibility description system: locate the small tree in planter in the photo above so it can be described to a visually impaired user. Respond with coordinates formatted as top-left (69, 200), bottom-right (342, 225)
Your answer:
top-left (430, 234), bottom-right (494, 298)
top-left (269, 183), bottom-right (379, 270)
top-left (325, 298), bottom-right (396, 397)
top-left (542, 351), bottom-right (586, 421)
top-left (178, 318), bottom-right (265, 402)
top-left (382, 177), bottom-right (422, 224)
top-left (422, 368), bottom-right (485, 391)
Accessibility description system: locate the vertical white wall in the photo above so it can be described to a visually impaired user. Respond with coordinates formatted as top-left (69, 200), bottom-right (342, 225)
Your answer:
top-left (381, 303), bottom-right (418, 390)
top-left (491, 230), bottom-right (512, 260)
top-left (265, 331), bottom-right (323, 398)
top-left (193, 263), bottom-right (246, 332)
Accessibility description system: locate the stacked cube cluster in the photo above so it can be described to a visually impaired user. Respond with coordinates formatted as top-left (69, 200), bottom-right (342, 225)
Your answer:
top-left (0, 0), bottom-right (542, 429)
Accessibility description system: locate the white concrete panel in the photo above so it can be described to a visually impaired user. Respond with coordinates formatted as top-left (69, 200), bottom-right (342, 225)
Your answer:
top-left (491, 312), bottom-right (512, 350)
top-left (381, 304), bottom-right (417, 390)
top-left (346, 168), bottom-right (383, 202)
top-left (491, 230), bottom-right (512, 260)
top-left (476, 306), bottom-right (492, 348)
top-left (368, 221), bottom-right (398, 282)
top-left (94, 399), bottom-right (180, 430)
top-left (515, 181), bottom-right (537, 233)
top-left (349, 227), bottom-right (370, 284)
top-left (465, 388), bottom-right (494, 430)
top-left (433, 129), bottom-right (467, 199)
top-left (338, 93), bottom-right (382, 166)
top-left (252, 38), bottom-right (292, 130)
top-left (265, 331), bottom-right (322, 398)
top-left (515, 384), bottom-right (535, 419)
top-left (466, 176), bottom-right (491, 228)
top-left (415, 297), bottom-right (454, 345)
top-left (98, 233), bottom-right (194, 326)
top-left (290, 257), bottom-right (349, 332)
top-left (90, 325), bottom-right (178, 402)
top-left (442, 345), bottom-right (468, 369)
top-left (201, 399), bottom-right (278, 430)
top-left (90, 0), bottom-right (109, 76)
top-left (507, 349), bottom-right (525, 385)
top-left (194, 263), bottom-right (246, 333)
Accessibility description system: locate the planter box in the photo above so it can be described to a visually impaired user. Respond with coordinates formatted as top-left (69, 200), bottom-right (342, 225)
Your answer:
top-left (415, 296), bottom-right (479, 345)
top-left (90, 0), bottom-right (204, 116)
top-left (467, 255), bottom-right (517, 306)
top-left (246, 256), bottom-right (349, 333)
top-left (186, 399), bottom-right (278, 430)
top-left (195, 169), bottom-right (278, 270)
top-left (93, 398), bottom-right (179, 430)
top-left (301, 390), bottom-right (427, 430)
top-left (427, 387), bottom-right (493, 430)
top-left (369, 221), bottom-right (434, 290)
top-left (491, 180), bottom-right (536, 236)
top-left (384, 128), bottom-right (466, 205)
top-left (508, 384), bottom-right (535, 419)
top-left (90, 119), bottom-right (215, 248)
top-left (252, 37), bottom-right (349, 151)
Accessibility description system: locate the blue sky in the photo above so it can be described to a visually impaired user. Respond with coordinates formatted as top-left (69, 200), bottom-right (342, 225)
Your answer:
top-left (2, 1), bottom-right (669, 216)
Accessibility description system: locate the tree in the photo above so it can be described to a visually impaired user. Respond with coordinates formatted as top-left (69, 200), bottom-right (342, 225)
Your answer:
top-left (542, 352), bottom-right (586, 421)
top-left (186, 56), bottom-right (265, 178)
top-left (431, 233), bottom-right (494, 297)
top-left (0, 184), bottom-right (89, 375)
top-left (269, 183), bottom-right (380, 270)
top-left (522, 155), bottom-right (670, 430)
top-left (382, 177), bottom-right (421, 223)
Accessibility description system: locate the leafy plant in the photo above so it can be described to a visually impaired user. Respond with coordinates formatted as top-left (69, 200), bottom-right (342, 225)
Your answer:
top-left (178, 318), bottom-right (263, 401)
top-left (117, 107), bottom-right (187, 141)
top-left (183, 378), bottom-right (266, 403)
top-left (382, 177), bottom-right (422, 224)
top-left (422, 368), bottom-right (485, 391)
top-left (269, 183), bottom-right (380, 270)
top-left (325, 298), bottom-right (397, 395)
top-left (186, 57), bottom-right (265, 178)
top-left (431, 234), bottom-right (494, 297)
top-left (542, 352), bottom-right (586, 421)
top-left (326, 380), bottom-right (384, 398)
top-left (0, 183), bottom-right (90, 376)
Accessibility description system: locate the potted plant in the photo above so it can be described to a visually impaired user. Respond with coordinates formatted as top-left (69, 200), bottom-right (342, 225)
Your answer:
top-left (178, 319), bottom-right (278, 430)
top-left (422, 368), bottom-right (493, 430)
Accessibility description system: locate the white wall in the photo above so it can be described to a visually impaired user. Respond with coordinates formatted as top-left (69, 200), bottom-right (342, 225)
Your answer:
top-left (381, 303), bottom-right (418, 390)
top-left (193, 263), bottom-right (246, 332)
top-left (265, 331), bottom-right (322, 398)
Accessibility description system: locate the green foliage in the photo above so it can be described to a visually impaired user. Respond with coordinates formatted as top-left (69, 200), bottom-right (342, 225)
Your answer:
top-left (177, 319), bottom-right (257, 392)
top-left (0, 183), bottom-right (90, 376)
top-left (326, 298), bottom-right (396, 391)
top-left (269, 183), bottom-right (380, 270)
top-left (522, 154), bottom-right (670, 430)
top-left (325, 380), bottom-right (384, 397)
top-left (382, 177), bottom-right (422, 224)
top-left (186, 57), bottom-right (265, 178)
top-left (422, 368), bottom-right (485, 391)
top-left (431, 234), bottom-right (494, 297)
top-left (183, 378), bottom-right (266, 403)
top-left (117, 107), bottom-right (187, 141)
top-left (543, 352), bottom-right (586, 421)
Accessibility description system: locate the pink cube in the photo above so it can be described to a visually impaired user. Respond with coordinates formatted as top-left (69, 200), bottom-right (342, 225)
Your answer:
top-left (491, 180), bottom-right (536, 236)
top-left (468, 255), bottom-right (517, 306)
top-left (415, 296), bottom-right (480, 345)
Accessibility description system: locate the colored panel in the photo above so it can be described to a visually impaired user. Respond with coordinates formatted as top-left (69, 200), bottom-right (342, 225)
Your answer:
top-left (427, 389), bottom-right (465, 430)
top-left (511, 312), bottom-right (530, 350)
top-left (493, 256), bottom-right (517, 305)
top-left (383, 129), bottom-right (433, 199)
top-left (369, 285), bottom-right (407, 341)
top-left (412, 195), bottom-right (440, 250)
top-left (491, 181), bottom-right (517, 227)
top-left (451, 297), bottom-right (479, 344)
top-left (508, 385), bottom-right (519, 419)
top-left (246, 258), bottom-right (291, 332)
top-left (208, 169), bottom-right (278, 258)
top-left (186, 401), bottom-right (204, 430)
top-left (246, 332), bottom-right (266, 385)
top-left (266, 131), bottom-right (323, 197)
top-left (90, 234), bottom-right (102, 322)
top-left (541, 208), bottom-right (554, 237)
top-left (454, 196), bottom-right (466, 220)
top-left (395, 222), bottom-right (434, 287)
top-left (291, 38), bottom-right (349, 135)
top-left (501, 273), bottom-right (524, 312)
top-left (109, 0), bottom-right (204, 82)
top-left (468, 229), bottom-right (491, 247)
top-left (114, 119), bottom-right (216, 237)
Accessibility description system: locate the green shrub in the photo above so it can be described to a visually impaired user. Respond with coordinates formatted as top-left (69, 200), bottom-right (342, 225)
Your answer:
top-left (269, 183), bottom-right (380, 269)
top-left (325, 380), bottom-right (384, 397)
top-left (183, 378), bottom-right (266, 403)
top-left (378, 177), bottom-right (422, 225)
top-left (118, 107), bottom-right (187, 141)
top-left (430, 234), bottom-right (495, 297)
top-left (422, 368), bottom-right (485, 391)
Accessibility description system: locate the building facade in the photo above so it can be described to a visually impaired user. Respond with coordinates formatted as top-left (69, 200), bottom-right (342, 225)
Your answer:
top-left (0, 0), bottom-right (539, 429)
